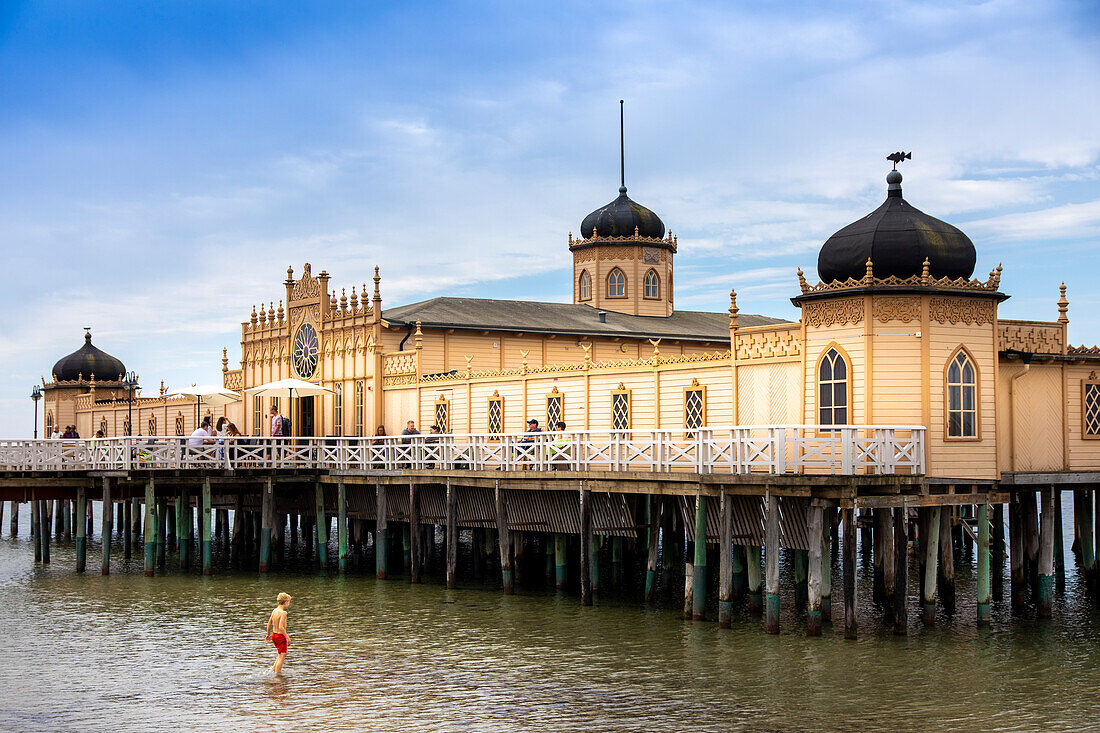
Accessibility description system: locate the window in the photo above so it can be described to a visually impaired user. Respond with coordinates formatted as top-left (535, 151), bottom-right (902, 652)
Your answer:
top-left (253, 395), bottom-right (262, 436)
top-left (99, 418), bottom-right (108, 436)
top-left (175, 413), bottom-right (185, 436)
top-left (546, 387), bottom-right (563, 428)
top-left (1084, 373), bottom-right (1100, 439)
top-left (45, 411), bottom-right (54, 437)
top-left (946, 349), bottom-right (978, 439)
top-left (123, 419), bottom-right (132, 436)
top-left (644, 269), bottom-right (660, 299)
top-left (354, 381), bottom-right (365, 437)
top-left (684, 380), bottom-right (706, 432)
top-left (612, 384), bottom-right (631, 430)
top-left (333, 383), bottom-right (343, 437)
top-left (818, 347), bottom-right (849, 427)
top-left (435, 396), bottom-right (450, 433)
top-left (579, 270), bottom-right (592, 301)
top-left (270, 397), bottom-right (279, 416)
top-left (488, 392), bottom-right (503, 435)
top-left (148, 416), bottom-right (157, 435)
top-left (607, 268), bottom-right (626, 297)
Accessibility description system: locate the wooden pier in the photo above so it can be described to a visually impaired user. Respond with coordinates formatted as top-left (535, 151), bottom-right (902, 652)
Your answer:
top-left (2, 429), bottom-right (1095, 637)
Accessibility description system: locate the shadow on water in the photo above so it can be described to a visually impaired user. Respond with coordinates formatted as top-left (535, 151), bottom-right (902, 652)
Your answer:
top-left (1, 503), bottom-right (1099, 732)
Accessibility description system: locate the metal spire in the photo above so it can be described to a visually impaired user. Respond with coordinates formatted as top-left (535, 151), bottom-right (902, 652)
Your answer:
top-left (619, 99), bottom-right (626, 193)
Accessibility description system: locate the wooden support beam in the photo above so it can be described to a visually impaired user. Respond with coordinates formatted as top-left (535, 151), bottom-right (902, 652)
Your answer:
top-left (40, 499), bottom-right (51, 564)
top-left (718, 493), bottom-right (733, 628)
top-left (123, 499), bottom-right (132, 560)
top-left (446, 481), bottom-right (458, 589)
top-left (765, 494), bottom-right (779, 634)
top-left (579, 486), bottom-right (591, 606)
top-left (315, 482), bottom-right (329, 571)
top-left (176, 487), bottom-right (189, 571)
top-left (9, 500), bottom-right (17, 537)
top-left (31, 500), bottom-right (39, 563)
top-left (938, 504), bottom-right (955, 613)
top-left (409, 482), bottom-right (421, 583)
top-left (555, 534), bottom-right (567, 591)
top-left (1075, 490), bottom-right (1094, 589)
top-left (843, 507), bottom-right (857, 640)
top-left (893, 506), bottom-right (908, 635)
top-left (921, 507), bottom-right (940, 626)
top-left (1054, 489), bottom-right (1065, 594)
top-left (63, 499), bottom-right (71, 539)
top-left (497, 482), bottom-right (514, 595)
top-left (156, 498), bottom-right (167, 569)
top-left (230, 496), bottom-right (243, 567)
top-left (991, 502), bottom-right (1005, 599)
top-left (101, 478), bottom-right (112, 576)
top-left (1038, 488), bottom-right (1054, 618)
top-left (644, 497), bottom-right (662, 602)
top-left (873, 508), bottom-right (886, 604)
top-left (747, 545), bottom-right (762, 614)
top-left (793, 549), bottom-right (808, 610)
top-left (692, 493), bottom-right (707, 621)
top-left (201, 478), bottom-right (213, 575)
top-left (375, 482), bottom-right (388, 580)
top-left (822, 508), bottom-right (833, 623)
top-left (807, 504), bottom-right (823, 636)
top-left (143, 481), bottom-right (155, 577)
top-left (338, 482), bottom-right (348, 574)
top-left (1023, 492), bottom-right (1040, 602)
top-left (75, 489), bottom-right (86, 573)
top-left (1009, 496), bottom-right (1024, 610)
top-left (977, 503), bottom-right (990, 625)
top-left (611, 537), bottom-right (623, 588)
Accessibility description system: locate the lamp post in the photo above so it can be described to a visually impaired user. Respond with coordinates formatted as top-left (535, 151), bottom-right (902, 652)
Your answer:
top-left (30, 385), bottom-right (42, 439)
top-left (123, 371), bottom-right (138, 436)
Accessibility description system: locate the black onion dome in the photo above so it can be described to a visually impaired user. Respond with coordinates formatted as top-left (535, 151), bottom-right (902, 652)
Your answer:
top-left (817, 170), bottom-right (976, 283)
top-left (51, 331), bottom-right (126, 382)
top-left (580, 186), bottom-right (666, 240)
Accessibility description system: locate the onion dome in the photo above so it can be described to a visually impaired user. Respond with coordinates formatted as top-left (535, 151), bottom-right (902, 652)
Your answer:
top-left (580, 185), bottom-right (666, 240)
top-left (51, 330), bottom-right (126, 382)
top-left (817, 169), bottom-right (976, 283)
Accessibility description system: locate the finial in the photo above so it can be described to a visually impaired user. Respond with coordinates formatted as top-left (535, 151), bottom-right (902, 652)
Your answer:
top-left (634, 225), bottom-right (639, 238)
top-left (886, 152), bottom-right (909, 197)
top-left (160, 379), bottom-right (165, 396)
top-left (222, 348), bottom-right (228, 372)
top-left (520, 349), bottom-right (529, 374)
top-left (267, 302), bottom-right (275, 322)
top-left (276, 300), bottom-right (284, 323)
top-left (728, 289), bottom-right (739, 330)
top-left (340, 288), bottom-right (348, 313)
top-left (250, 305), bottom-right (258, 326)
top-left (1058, 282), bottom-right (1069, 324)
top-left (329, 291), bottom-right (338, 311)
top-left (287, 265), bottom-right (294, 282)
top-left (414, 319), bottom-right (423, 350)
top-left (350, 287), bottom-right (358, 311)
top-left (258, 305), bottom-right (266, 325)
top-left (619, 99), bottom-right (626, 192)
top-left (464, 355), bottom-right (472, 379)
top-left (864, 258), bottom-right (874, 284)
top-left (649, 338), bottom-right (661, 361)
top-left (993, 263), bottom-right (1003, 289)
top-left (921, 257), bottom-right (931, 284)
top-left (568, 232), bottom-right (573, 246)
top-left (373, 266), bottom-right (381, 302)
top-left (797, 268), bottom-right (809, 293)
top-left (592, 226), bottom-right (598, 239)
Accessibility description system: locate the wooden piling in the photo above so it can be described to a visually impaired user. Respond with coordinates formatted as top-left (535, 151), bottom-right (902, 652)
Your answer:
top-left (579, 486), bottom-right (592, 606)
top-left (375, 482), bottom-right (388, 579)
top-left (101, 478), bottom-right (112, 575)
top-left (977, 503), bottom-right (990, 625)
top-left (496, 482), bottom-right (514, 595)
top-left (1024, 491), bottom-right (1040, 600)
top-left (938, 504), bottom-right (956, 613)
top-left (63, 499), bottom-right (71, 539)
top-left (167, 496), bottom-right (177, 548)
top-left (259, 479), bottom-right (274, 573)
top-left (176, 488), bottom-right (189, 570)
top-left (921, 507), bottom-right (940, 626)
top-left (992, 502), bottom-right (1005, 599)
top-left (315, 482), bottom-right (328, 571)
top-left (807, 504), bottom-right (823, 636)
top-left (409, 482), bottom-right (422, 583)
top-left (793, 549), bottom-right (808, 610)
top-left (230, 499), bottom-right (244, 567)
top-left (143, 481), bottom-right (155, 577)
top-left (1009, 496), bottom-right (1024, 609)
top-left (54, 499), bottom-right (63, 536)
top-left (1075, 490), bottom-right (1094, 588)
top-left (123, 499), bottom-right (132, 560)
top-left (31, 501), bottom-right (39, 562)
top-left (692, 494), bottom-right (708, 621)
top-left (872, 508), bottom-right (886, 604)
top-left (821, 508), bottom-right (833, 623)
top-left (544, 536), bottom-right (554, 586)
top-left (40, 499), bottom-right (51, 564)
top-left (1054, 489), bottom-right (1065, 593)
top-left (893, 506), bottom-right (908, 635)
top-left (732, 544), bottom-right (747, 600)
top-left (555, 534), bottom-right (567, 591)
top-left (201, 478), bottom-right (213, 575)
top-left (337, 482), bottom-right (348, 574)
top-left (765, 494), bottom-right (780, 634)
top-left (156, 498), bottom-right (167, 568)
top-left (446, 481), bottom-right (458, 589)
top-left (747, 544), bottom-right (762, 614)
top-left (611, 537), bottom-right (623, 588)
top-left (10, 501), bottom-right (17, 537)
top-left (1038, 488), bottom-right (1054, 618)
top-left (718, 493), bottom-right (733, 628)
top-left (75, 488), bottom-right (86, 573)
top-left (644, 497), bottom-right (662, 602)
top-left (843, 507), bottom-right (857, 640)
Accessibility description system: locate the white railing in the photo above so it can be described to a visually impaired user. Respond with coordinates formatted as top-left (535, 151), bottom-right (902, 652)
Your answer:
top-left (0, 426), bottom-right (924, 476)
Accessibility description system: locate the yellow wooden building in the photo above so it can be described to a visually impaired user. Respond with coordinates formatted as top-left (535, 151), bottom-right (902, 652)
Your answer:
top-left (41, 163), bottom-right (1100, 482)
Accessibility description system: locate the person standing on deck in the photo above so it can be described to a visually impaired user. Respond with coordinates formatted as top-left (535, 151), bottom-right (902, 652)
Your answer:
top-left (265, 592), bottom-right (292, 675)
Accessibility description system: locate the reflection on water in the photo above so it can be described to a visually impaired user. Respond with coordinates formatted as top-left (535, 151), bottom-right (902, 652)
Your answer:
top-left (1, 506), bottom-right (1099, 732)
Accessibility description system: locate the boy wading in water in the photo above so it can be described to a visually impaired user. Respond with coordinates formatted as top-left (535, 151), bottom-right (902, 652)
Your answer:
top-left (265, 592), bottom-right (292, 675)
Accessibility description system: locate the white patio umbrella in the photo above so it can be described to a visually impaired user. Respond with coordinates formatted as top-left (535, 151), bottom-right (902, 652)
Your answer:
top-left (246, 378), bottom-right (333, 436)
top-left (166, 384), bottom-right (242, 428)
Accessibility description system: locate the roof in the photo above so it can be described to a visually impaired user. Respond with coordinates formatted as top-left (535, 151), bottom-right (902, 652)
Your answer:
top-left (382, 297), bottom-right (787, 342)
top-left (51, 331), bottom-right (127, 383)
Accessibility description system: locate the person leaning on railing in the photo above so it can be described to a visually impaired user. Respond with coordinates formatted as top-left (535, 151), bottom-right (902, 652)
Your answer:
top-left (548, 421), bottom-right (569, 470)
top-left (371, 425), bottom-right (387, 469)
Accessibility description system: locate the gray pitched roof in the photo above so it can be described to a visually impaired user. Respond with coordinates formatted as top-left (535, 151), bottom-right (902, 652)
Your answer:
top-left (382, 297), bottom-right (787, 342)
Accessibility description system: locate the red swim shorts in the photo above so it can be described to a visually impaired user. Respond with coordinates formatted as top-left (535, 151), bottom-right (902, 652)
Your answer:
top-left (272, 633), bottom-right (287, 654)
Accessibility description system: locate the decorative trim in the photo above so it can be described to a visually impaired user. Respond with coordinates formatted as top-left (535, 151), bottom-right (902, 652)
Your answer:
top-left (803, 299), bottom-right (864, 328)
top-left (872, 296), bottom-right (921, 323)
top-left (929, 297), bottom-right (994, 326)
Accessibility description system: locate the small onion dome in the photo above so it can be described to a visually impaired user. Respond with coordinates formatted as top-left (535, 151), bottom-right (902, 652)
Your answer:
top-left (580, 186), bottom-right (666, 240)
top-left (51, 330), bottom-right (126, 382)
top-left (817, 170), bottom-right (976, 283)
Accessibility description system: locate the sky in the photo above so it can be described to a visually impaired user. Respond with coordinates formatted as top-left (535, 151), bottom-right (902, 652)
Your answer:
top-left (1, 0), bottom-right (1098, 435)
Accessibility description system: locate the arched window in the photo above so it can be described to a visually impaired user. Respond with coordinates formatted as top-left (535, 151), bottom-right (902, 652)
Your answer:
top-left (354, 381), bottom-right (365, 436)
top-left (607, 268), bottom-right (626, 298)
top-left (175, 413), bottom-right (185, 436)
top-left (818, 347), bottom-right (849, 427)
top-left (946, 349), bottom-right (978, 438)
top-left (644, 269), bottom-right (660, 299)
top-left (46, 411), bottom-right (54, 437)
top-left (99, 418), bottom-right (108, 436)
top-left (579, 270), bottom-right (592, 301)
top-left (148, 416), bottom-right (157, 435)
top-left (253, 395), bottom-right (262, 436)
top-left (333, 383), bottom-right (343, 437)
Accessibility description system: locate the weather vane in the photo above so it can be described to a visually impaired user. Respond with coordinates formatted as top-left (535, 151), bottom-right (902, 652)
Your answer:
top-left (887, 151), bottom-right (911, 170)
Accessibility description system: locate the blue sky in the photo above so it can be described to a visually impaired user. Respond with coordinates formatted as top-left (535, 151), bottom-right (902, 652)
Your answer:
top-left (1, 0), bottom-right (1098, 434)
